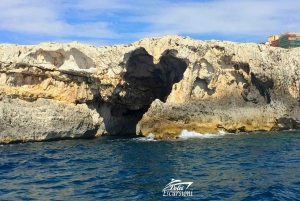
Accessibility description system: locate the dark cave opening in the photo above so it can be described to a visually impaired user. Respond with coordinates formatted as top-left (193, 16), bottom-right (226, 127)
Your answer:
top-left (101, 48), bottom-right (187, 135)
top-left (122, 48), bottom-right (187, 107)
top-left (250, 73), bottom-right (274, 104)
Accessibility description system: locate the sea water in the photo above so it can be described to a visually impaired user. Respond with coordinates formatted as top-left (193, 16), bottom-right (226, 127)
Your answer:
top-left (1, 131), bottom-right (300, 200)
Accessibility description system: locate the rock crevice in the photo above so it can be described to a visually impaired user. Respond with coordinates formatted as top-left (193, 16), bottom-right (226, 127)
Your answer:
top-left (0, 35), bottom-right (300, 142)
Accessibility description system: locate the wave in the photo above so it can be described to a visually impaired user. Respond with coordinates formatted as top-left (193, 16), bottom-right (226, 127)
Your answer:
top-left (137, 129), bottom-right (230, 141)
top-left (178, 129), bottom-right (227, 139)
top-left (286, 129), bottom-right (297, 132)
top-left (136, 133), bottom-right (157, 141)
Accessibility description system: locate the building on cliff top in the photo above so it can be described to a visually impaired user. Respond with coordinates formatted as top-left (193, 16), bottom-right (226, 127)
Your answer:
top-left (268, 35), bottom-right (279, 47)
top-left (278, 32), bottom-right (300, 48)
top-left (269, 32), bottom-right (300, 48)
top-left (268, 35), bottom-right (279, 42)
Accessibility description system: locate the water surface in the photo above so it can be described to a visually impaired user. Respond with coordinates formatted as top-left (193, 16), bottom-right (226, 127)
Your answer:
top-left (1, 131), bottom-right (300, 200)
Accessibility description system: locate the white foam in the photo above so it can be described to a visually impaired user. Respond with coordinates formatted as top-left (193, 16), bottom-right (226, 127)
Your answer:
top-left (287, 129), bottom-right (296, 131)
top-left (178, 129), bottom-right (227, 139)
top-left (218, 129), bottom-right (227, 135)
top-left (136, 133), bottom-right (157, 141)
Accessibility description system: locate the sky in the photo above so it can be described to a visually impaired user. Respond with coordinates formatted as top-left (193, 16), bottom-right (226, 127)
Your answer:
top-left (1, 0), bottom-right (300, 46)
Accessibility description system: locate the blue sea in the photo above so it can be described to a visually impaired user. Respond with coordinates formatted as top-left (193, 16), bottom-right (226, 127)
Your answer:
top-left (1, 130), bottom-right (300, 200)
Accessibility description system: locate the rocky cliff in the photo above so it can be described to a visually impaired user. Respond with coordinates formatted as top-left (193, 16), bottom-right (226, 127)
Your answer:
top-left (0, 35), bottom-right (299, 143)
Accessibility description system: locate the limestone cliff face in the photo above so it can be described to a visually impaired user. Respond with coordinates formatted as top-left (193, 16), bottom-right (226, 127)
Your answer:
top-left (0, 36), bottom-right (299, 143)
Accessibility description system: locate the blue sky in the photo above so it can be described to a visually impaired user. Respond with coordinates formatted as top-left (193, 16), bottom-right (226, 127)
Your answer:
top-left (1, 0), bottom-right (300, 46)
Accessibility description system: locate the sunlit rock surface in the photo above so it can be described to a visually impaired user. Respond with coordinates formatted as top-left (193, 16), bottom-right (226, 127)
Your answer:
top-left (0, 35), bottom-right (299, 143)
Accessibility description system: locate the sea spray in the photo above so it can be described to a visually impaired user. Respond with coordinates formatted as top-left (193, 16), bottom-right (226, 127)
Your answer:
top-left (137, 133), bottom-right (157, 141)
top-left (178, 129), bottom-right (227, 139)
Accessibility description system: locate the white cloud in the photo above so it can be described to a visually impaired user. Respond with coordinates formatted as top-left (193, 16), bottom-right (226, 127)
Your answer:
top-left (130, 0), bottom-right (300, 38)
top-left (1, 0), bottom-right (300, 45)
top-left (71, 0), bottom-right (128, 10)
top-left (0, 0), bottom-right (118, 39)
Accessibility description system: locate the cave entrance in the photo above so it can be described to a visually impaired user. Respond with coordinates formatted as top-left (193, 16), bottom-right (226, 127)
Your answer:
top-left (123, 48), bottom-right (187, 107)
top-left (103, 48), bottom-right (187, 135)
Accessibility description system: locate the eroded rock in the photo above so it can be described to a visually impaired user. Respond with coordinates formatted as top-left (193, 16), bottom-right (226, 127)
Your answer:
top-left (0, 35), bottom-right (300, 143)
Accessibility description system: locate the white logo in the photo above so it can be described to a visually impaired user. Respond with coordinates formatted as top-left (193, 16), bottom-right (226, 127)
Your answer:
top-left (162, 179), bottom-right (193, 197)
